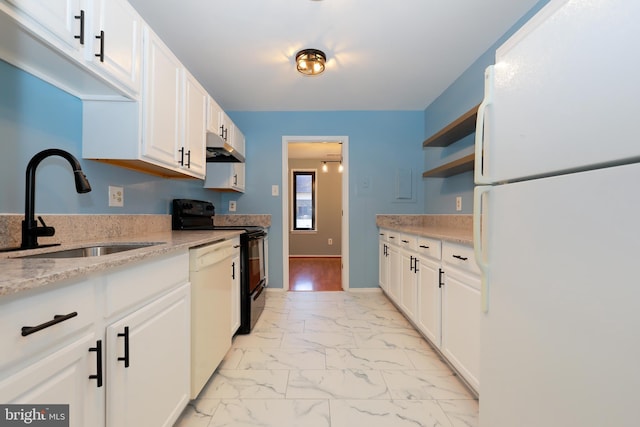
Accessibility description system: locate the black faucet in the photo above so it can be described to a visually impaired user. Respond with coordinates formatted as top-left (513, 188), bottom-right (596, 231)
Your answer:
top-left (21, 149), bottom-right (92, 250)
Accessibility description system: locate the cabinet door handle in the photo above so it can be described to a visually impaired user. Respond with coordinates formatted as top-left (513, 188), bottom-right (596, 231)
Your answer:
top-left (438, 268), bottom-right (444, 288)
top-left (409, 255), bottom-right (414, 271)
top-left (117, 326), bottom-right (130, 368)
top-left (74, 10), bottom-right (85, 45)
top-left (186, 150), bottom-right (191, 168)
top-left (178, 147), bottom-right (185, 166)
top-left (452, 254), bottom-right (468, 261)
top-left (88, 339), bottom-right (103, 387)
top-left (95, 30), bottom-right (105, 62)
top-left (414, 258), bottom-right (419, 273)
top-left (419, 245), bottom-right (429, 249)
top-left (21, 312), bottom-right (78, 336)
top-left (233, 174), bottom-right (238, 185)
top-left (232, 261), bottom-right (236, 280)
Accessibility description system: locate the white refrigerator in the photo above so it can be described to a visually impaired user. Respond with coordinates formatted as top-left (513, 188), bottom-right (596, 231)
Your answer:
top-left (474, 1), bottom-right (640, 426)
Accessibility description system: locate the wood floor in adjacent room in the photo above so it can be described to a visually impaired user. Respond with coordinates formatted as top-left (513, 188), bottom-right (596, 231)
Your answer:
top-left (289, 257), bottom-right (342, 292)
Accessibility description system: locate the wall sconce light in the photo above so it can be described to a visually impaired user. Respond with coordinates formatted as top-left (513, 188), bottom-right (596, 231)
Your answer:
top-left (296, 49), bottom-right (326, 76)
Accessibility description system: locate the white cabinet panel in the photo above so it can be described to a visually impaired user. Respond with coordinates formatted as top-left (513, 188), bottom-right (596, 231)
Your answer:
top-left (89, 0), bottom-right (141, 93)
top-left (6, 0), bottom-right (84, 53)
top-left (441, 268), bottom-right (480, 391)
top-left (106, 283), bottom-right (190, 427)
top-left (182, 70), bottom-right (207, 178)
top-left (0, 332), bottom-right (103, 427)
top-left (141, 26), bottom-right (181, 169)
top-left (416, 257), bottom-right (441, 347)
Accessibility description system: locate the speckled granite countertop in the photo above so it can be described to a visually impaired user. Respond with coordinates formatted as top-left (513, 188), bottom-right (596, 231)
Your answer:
top-left (376, 214), bottom-right (473, 245)
top-left (0, 229), bottom-right (243, 299)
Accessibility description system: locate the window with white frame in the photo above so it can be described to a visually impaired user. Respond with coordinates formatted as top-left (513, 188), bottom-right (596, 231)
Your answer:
top-left (292, 170), bottom-right (316, 231)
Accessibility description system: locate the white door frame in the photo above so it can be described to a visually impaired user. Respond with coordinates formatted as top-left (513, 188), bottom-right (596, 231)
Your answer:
top-left (282, 136), bottom-right (349, 291)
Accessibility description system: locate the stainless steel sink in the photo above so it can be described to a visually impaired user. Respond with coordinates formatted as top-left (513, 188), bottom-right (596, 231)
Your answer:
top-left (18, 243), bottom-right (162, 259)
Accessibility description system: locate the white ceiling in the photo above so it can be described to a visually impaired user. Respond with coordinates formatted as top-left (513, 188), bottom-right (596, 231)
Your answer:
top-left (127, 0), bottom-right (539, 112)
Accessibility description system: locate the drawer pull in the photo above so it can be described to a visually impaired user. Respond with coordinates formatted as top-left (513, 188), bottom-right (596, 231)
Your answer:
top-left (21, 312), bottom-right (78, 336)
top-left (88, 340), bottom-right (103, 387)
top-left (401, 239), bottom-right (409, 243)
top-left (117, 326), bottom-right (130, 368)
top-left (419, 245), bottom-right (429, 249)
top-left (452, 254), bottom-right (468, 261)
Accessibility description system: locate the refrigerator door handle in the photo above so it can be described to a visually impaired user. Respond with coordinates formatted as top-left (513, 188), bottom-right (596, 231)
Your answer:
top-left (475, 65), bottom-right (494, 185)
top-left (474, 185), bottom-right (491, 312)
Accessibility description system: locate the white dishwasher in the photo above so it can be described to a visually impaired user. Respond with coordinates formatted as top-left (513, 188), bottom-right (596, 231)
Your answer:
top-left (189, 238), bottom-right (234, 399)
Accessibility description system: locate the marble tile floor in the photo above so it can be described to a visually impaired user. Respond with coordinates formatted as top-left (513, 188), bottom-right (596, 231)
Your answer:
top-left (174, 290), bottom-right (478, 427)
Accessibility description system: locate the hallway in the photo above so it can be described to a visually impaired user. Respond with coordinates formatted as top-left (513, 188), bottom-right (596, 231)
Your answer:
top-left (289, 257), bottom-right (342, 292)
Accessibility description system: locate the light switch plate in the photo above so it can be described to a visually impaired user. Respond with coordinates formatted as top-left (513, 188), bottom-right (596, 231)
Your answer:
top-left (272, 185), bottom-right (279, 196)
top-left (229, 200), bottom-right (237, 212)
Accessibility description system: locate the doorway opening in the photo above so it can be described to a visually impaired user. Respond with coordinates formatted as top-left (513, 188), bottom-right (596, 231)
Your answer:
top-left (282, 136), bottom-right (349, 292)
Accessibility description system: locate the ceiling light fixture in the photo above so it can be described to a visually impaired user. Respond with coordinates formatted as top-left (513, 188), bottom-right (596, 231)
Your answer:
top-left (296, 49), bottom-right (326, 76)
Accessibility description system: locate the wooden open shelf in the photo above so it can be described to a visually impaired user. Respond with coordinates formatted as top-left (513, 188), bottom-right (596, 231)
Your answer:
top-left (422, 103), bottom-right (479, 178)
top-left (422, 153), bottom-right (475, 178)
top-left (423, 104), bottom-right (480, 148)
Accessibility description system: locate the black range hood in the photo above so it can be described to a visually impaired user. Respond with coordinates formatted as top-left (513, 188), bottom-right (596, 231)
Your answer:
top-left (206, 132), bottom-right (245, 163)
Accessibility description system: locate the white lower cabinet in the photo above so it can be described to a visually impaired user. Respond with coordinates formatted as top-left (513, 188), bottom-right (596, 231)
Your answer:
top-left (0, 251), bottom-right (191, 427)
top-left (416, 256), bottom-right (442, 347)
top-left (378, 231), bottom-right (389, 293)
top-left (378, 229), bottom-right (480, 393)
top-left (386, 242), bottom-right (401, 304)
top-left (106, 283), bottom-right (190, 427)
top-left (400, 251), bottom-right (418, 320)
top-left (0, 332), bottom-right (103, 427)
top-left (441, 267), bottom-right (480, 392)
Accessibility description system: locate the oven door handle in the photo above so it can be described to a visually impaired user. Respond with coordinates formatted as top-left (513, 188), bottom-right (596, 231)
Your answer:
top-left (253, 282), bottom-right (266, 300)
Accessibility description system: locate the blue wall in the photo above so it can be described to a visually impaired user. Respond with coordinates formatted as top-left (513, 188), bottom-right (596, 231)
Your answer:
top-left (422, 0), bottom-right (551, 214)
top-left (226, 111), bottom-right (425, 289)
top-left (0, 59), bottom-right (220, 215)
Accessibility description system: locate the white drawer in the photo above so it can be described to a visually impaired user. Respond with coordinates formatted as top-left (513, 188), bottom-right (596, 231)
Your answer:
top-left (442, 242), bottom-right (480, 276)
top-left (398, 233), bottom-right (418, 251)
top-left (378, 229), bottom-right (390, 242)
top-left (0, 277), bottom-right (97, 372)
top-left (416, 237), bottom-right (441, 260)
top-left (103, 250), bottom-right (189, 319)
top-left (386, 230), bottom-right (401, 246)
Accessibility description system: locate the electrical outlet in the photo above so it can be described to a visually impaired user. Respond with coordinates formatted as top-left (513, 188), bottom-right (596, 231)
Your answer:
top-left (272, 185), bottom-right (279, 196)
top-left (328, 238), bottom-right (333, 245)
top-left (455, 196), bottom-right (462, 211)
top-left (109, 186), bottom-right (123, 207)
top-left (229, 200), bottom-right (237, 212)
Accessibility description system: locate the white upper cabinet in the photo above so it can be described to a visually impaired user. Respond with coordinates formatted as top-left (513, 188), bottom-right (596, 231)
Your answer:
top-left (87, 0), bottom-right (142, 94)
top-left (5, 0), bottom-right (84, 53)
top-left (0, 0), bottom-right (141, 99)
top-left (182, 70), bottom-right (207, 178)
top-left (141, 26), bottom-right (182, 170)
